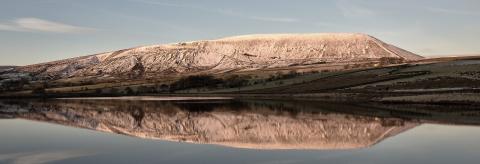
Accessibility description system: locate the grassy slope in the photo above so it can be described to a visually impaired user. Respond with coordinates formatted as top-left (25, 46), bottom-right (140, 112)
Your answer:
top-left (189, 56), bottom-right (480, 104)
top-left (1, 56), bottom-right (480, 104)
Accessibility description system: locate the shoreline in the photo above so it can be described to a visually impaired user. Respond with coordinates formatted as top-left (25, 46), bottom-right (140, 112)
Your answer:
top-left (1, 92), bottom-right (480, 106)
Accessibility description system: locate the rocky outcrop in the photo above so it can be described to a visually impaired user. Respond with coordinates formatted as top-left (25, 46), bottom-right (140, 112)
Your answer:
top-left (16, 33), bottom-right (422, 79)
top-left (0, 99), bottom-right (418, 150)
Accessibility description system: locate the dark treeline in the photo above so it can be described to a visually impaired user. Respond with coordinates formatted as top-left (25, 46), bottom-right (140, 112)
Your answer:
top-left (169, 75), bottom-right (249, 91)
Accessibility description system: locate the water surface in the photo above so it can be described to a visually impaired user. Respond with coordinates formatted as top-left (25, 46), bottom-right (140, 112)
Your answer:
top-left (1, 98), bottom-right (480, 164)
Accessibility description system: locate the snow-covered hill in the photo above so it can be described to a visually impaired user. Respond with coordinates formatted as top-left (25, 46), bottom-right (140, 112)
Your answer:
top-left (17, 33), bottom-right (423, 79)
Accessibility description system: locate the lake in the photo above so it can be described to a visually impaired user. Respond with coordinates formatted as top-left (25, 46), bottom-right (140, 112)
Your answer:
top-left (1, 97), bottom-right (480, 164)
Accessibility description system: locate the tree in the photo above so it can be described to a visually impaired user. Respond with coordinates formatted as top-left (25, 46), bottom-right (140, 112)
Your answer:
top-left (223, 75), bottom-right (249, 88)
top-left (1, 78), bottom-right (30, 91)
top-left (169, 75), bottom-right (223, 91)
top-left (159, 84), bottom-right (169, 92)
top-left (31, 81), bottom-right (47, 95)
top-left (281, 70), bottom-right (299, 79)
top-left (109, 88), bottom-right (119, 95)
top-left (137, 86), bottom-right (155, 94)
top-left (125, 87), bottom-right (135, 95)
top-left (32, 86), bottom-right (46, 94)
top-left (379, 57), bottom-right (405, 66)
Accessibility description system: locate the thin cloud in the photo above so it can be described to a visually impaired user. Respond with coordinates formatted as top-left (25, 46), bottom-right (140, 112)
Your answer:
top-left (0, 24), bottom-right (23, 32)
top-left (250, 16), bottom-right (298, 23)
top-left (133, 0), bottom-right (298, 23)
top-left (427, 7), bottom-right (480, 16)
top-left (132, 0), bottom-right (204, 10)
top-left (336, 0), bottom-right (375, 17)
top-left (314, 22), bottom-right (340, 28)
top-left (0, 17), bottom-right (95, 33)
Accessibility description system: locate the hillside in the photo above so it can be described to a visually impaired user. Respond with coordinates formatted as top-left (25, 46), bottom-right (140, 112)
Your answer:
top-left (15, 33), bottom-right (422, 79)
top-left (0, 66), bottom-right (16, 72)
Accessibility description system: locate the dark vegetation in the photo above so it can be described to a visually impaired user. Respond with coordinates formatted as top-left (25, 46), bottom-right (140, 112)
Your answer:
top-left (460, 71), bottom-right (480, 78)
top-left (369, 76), bottom-right (480, 91)
top-left (379, 57), bottom-right (405, 66)
top-left (344, 57), bottom-right (406, 69)
top-left (31, 87), bottom-right (46, 95)
top-left (0, 79), bottom-right (30, 92)
top-left (169, 74), bottom-right (253, 92)
top-left (169, 75), bottom-right (223, 91)
top-left (88, 74), bottom-right (255, 95)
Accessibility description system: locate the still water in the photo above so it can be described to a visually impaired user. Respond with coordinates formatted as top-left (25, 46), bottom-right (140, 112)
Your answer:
top-left (1, 97), bottom-right (480, 164)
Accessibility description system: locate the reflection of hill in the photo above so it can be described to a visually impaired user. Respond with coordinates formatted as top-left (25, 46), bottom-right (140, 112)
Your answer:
top-left (0, 99), bottom-right (420, 150)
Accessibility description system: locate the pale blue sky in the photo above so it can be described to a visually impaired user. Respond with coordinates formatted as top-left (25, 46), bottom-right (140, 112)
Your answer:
top-left (1, 0), bottom-right (479, 65)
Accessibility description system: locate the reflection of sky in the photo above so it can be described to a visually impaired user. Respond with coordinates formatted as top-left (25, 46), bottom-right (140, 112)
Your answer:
top-left (1, 120), bottom-right (480, 164)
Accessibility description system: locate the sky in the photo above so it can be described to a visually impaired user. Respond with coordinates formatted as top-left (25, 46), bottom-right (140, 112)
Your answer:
top-left (0, 0), bottom-right (479, 66)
